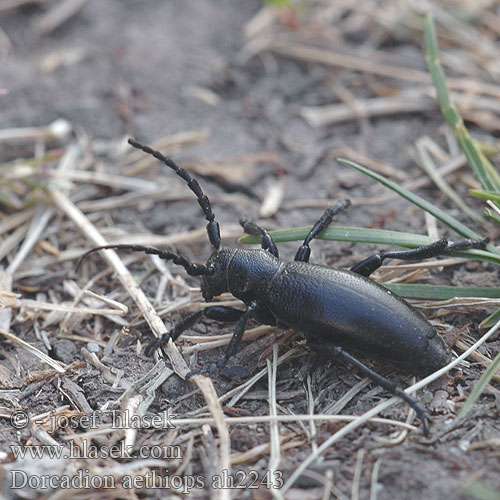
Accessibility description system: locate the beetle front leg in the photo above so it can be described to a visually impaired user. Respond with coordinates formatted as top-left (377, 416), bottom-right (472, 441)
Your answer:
top-left (294, 199), bottom-right (351, 262)
top-left (351, 237), bottom-right (489, 277)
top-left (145, 306), bottom-right (244, 356)
top-left (239, 218), bottom-right (279, 258)
top-left (323, 344), bottom-right (431, 435)
top-left (186, 301), bottom-right (257, 378)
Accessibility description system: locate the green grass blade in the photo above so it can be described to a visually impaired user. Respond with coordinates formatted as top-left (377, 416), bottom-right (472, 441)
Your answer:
top-left (464, 480), bottom-right (500, 500)
top-left (337, 158), bottom-right (499, 255)
top-left (484, 208), bottom-right (500, 224)
top-left (384, 284), bottom-right (500, 300)
top-left (425, 16), bottom-right (500, 435)
top-left (338, 158), bottom-right (478, 237)
top-left (424, 14), bottom-right (500, 195)
top-left (480, 307), bottom-right (500, 329)
top-left (416, 143), bottom-right (485, 224)
top-left (0, 192), bottom-right (19, 208)
top-left (240, 226), bottom-right (435, 246)
top-left (240, 225), bottom-right (500, 265)
top-left (470, 189), bottom-right (500, 203)
top-left (458, 350), bottom-right (500, 418)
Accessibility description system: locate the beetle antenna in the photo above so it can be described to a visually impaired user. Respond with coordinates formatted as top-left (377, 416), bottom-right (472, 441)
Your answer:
top-left (128, 138), bottom-right (221, 250)
top-left (76, 244), bottom-right (209, 276)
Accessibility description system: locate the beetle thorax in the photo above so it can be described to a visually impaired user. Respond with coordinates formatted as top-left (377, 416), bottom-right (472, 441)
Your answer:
top-left (226, 249), bottom-right (281, 302)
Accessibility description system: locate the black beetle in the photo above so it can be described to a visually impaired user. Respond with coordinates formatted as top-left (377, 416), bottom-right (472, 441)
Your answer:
top-left (78, 138), bottom-right (487, 434)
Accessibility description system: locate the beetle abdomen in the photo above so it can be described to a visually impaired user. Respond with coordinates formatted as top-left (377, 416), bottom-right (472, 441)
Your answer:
top-left (265, 262), bottom-right (450, 374)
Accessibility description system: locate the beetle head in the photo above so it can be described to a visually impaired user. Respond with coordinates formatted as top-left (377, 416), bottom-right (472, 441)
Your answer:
top-left (201, 248), bottom-right (234, 301)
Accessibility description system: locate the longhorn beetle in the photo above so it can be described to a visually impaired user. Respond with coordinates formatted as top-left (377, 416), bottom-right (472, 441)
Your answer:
top-left (78, 138), bottom-right (488, 435)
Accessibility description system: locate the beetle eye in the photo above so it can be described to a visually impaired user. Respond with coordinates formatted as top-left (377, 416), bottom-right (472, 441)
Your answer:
top-left (206, 264), bottom-right (216, 275)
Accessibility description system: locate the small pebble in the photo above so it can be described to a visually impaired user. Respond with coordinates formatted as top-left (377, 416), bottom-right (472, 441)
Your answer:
top-left (87, 342), bottom-right (100, 353)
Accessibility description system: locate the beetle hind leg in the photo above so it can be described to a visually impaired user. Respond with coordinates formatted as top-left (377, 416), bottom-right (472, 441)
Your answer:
top-left (351, 237), bottom-right (489, 277)
top-left (316, 343), bottom-right (431, 435)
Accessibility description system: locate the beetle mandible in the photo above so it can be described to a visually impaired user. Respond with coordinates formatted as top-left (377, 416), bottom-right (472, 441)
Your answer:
top-left (78, 138), bottom-right (488, 435)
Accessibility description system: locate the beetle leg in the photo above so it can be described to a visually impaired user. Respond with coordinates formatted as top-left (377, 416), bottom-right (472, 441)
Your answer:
top-left (294, 199), bottom-right (351, 262)
top-left (145, 306), bottom-right (244, 356)
top-left (350, 237), bottom-right (489, 277)
top-left (239, 218), bottom-right (279, 258)
top-left (325, 345), bottom-right (431, 435)
top-left (186, 301), bottom-right (257, 378)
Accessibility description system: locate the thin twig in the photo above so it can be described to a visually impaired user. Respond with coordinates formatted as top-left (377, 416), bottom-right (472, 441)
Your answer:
top-left (0, 329), bottom-right (65, 373)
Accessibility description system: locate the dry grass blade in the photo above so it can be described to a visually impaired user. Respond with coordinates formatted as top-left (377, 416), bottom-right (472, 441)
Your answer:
top-left (0, 119), bottom-right (71, 143)
top-left (95, 224), bottom-right (242, 248)
top-left (267, 345), bottom-right (281, 489)
top-left (10, 293), bottom-right (128, 317)
top-left (121, 394), bottom-right (142, 458)
top-left (454, 340), bottom-right (500, 384)
top-left (267, 40), bottom-right (500, 98)
top-left (0, 224), bottom-right (29, 262)
top-left (0, 143), bottom-right (77, 338)
top-left (231, 439), bottom-right (306, 468)
top-left (328, 147), bottom-right (409, 181)
top-left (0, 328), bottom-right (65, 373)
top-left (322, 378), bottom-right (371, 415)
top-left (49, 187), bottom-right (187, 372)
top-left (4, 3), bottom-right (500, 496)
top-left (351, 448), bottom-right (365, 500)
top-left (52, 169), bottom-right (158, 191)
top-left (7, 206), bottom-right (53, 273)
top-left (0, 273), bottom-right (13, 332)
top-left (34, 0), bottom-right (88, 35)
top-left (300, 92), bottom-right (435, 127)
top-left (0, 209), bottom-right (35, 236)
top-left (268, 41), bottom-right (431, 83)
top-left (369, 458), bottom-right (382, 500)
top-left (374, 405), bottom-right (415, 446)
top-left (195, 376), bottom-right (231, 500)
top-left (260, 178), bottom-right (285, 218)
top-left (415, 138), bottom-right (487, 224)
top-left (122, 129), bottom-right (210, 176)
top-left (182, 325), bottom-right (275, 353)
top-left (306, 374), bottom-right (318, 453)
top-left (182, 349), bottom-right (301, 417)
top-left (66, 413), bottom-right (417, 442)
top-left (0, 0), bottom-right (43, 12)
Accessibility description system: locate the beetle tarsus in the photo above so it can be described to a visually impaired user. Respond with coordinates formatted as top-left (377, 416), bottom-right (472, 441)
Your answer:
top-left (448, 236), bottom-right (489, 251)
top-left (186, 356), bottom-right (229, 379)
top-left (145, 333), bottom-right (171, 357)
